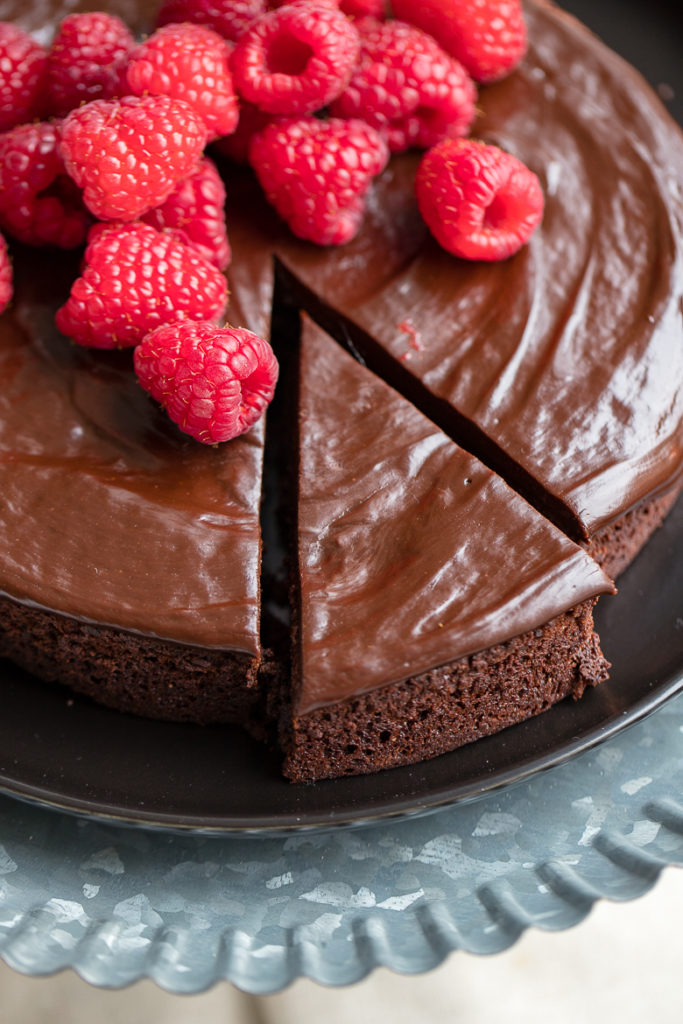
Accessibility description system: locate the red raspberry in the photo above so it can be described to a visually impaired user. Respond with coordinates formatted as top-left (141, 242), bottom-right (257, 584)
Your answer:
top-left (56, 222), bottom-right (228, 349)
top-left (135, 321), bottom-right (279, 443)
top-left (45, 12), bottom-right (135, 118)
top-left (211, 100), bottom-right (276, 163)
top-left (0, 22), bottom-right (48, 131)
top-left (415, 139), bottom-right (544, 261)
top-left (156, 0), bottom-right (267, 43)
top-left (391, 0), bottom-right (527, 83)
top-left (126, 23), bottom-right (239, 142)
top-left (250, 116), bottom-right (388, 245)
top-left (0, 231), bottom-right (12, 314)
top-left (142, 157), bottom-right (231, 271)
top-left (0, 121), bottom-right (90, 249)
top-left (60, 95), bottom-right (207, 222)
top-left (330, 19), bottom-right (476, 154)
top-left (231, 2), bottom-right (360, 116)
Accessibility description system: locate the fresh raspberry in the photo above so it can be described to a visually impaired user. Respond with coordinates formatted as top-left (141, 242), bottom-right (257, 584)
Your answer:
top-left (156, 0), bottom-right (267, 43)
top-left (56, 222), bottom-right (228, 349)
top-left (0, 121), bottom-right (90, 249)
top-left (135, 321), bottom-right (279, 443)
top-left (211, 100), bottom-right (277, 163)
top-left (330, 19), bottom-right (476, 153)
top-left (250, 116), bottom-right (388, 245)
top-left (126, 23), bottom-right (239, 142)
top-left (45, 12), bottom-right (135, 118)
top-left (231, 2), bottom-right (360, 116)
top-left (0, 22), bottom-right (48, 131)
top-left (415, 139), bottom-right (544, 260)
top-left (391, 0), bottom-right (527, 83)
top-left (0, 231), bottom-right (12, 314)
top-left (60, 95), bottom-right (207, 222)
top-left (142, 157), bottom-right (231, 271)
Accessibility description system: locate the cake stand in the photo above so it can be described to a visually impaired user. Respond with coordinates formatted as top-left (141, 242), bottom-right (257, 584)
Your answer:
top-left (1, 0), bottom-right (683, 995)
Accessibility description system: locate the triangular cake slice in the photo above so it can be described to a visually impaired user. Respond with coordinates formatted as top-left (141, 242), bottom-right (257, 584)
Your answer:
top-left (283, 318), bottom-right (614, 781)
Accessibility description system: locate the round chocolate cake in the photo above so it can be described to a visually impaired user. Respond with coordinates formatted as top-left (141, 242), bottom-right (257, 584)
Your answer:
top-left (0, 0), bottom-right (681, 782)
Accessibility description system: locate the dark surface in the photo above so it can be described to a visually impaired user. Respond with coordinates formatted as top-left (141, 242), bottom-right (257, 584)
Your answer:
top-left (0, 0), bottom-right (682, 831)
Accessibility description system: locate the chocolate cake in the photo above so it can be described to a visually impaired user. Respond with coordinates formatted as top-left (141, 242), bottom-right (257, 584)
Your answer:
top-left (0, 0), bottom-right (681, 783)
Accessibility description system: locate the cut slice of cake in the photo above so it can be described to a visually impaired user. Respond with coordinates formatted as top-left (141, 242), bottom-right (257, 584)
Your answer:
top-left (281, 317), bottom-right (614, 781)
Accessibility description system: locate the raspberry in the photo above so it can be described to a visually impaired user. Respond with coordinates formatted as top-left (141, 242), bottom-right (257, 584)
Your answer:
top-left (156, 0), bottom-right (267, 43)
top-left (415, 139), bottom-right (544, 260)
top-left (0, 231), bottom-right (12, 314)
top-left (56, 222), bottom-right (228, 349)
top-left (231, 2), bottom-right (360, 116)
top-left (391, 0), bottom-right (527, 83)
top-left (142, 157), bottom-right (231, 271)
top-left (126, 23), bottom-right (239, 142)
top-left (0, 121), bottom-right (90, 249)
top-left (45, 12), bottom-right (135, 118)
top-left (60, 95), bottom-right (207, 222)
top-left (212, 100), bottom-right (276, 163)
top-left (0, 22), bottom-right (48, 131)
top-left (135, 321), bottom-right (279, 443)
top-left (250, 116), bottom-right (388, 245)
top-left (330, 19), bottom-right (476, 154)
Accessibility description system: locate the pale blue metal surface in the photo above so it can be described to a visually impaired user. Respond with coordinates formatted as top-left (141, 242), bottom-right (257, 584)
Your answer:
top-left (1, 693), bottom-right (682, 994)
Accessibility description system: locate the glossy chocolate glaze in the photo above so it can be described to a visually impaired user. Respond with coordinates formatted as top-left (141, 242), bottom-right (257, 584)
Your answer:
top-left (227, 0), bottom-right (683, 540)
top-left (295, 319), bottom-right (613, 712)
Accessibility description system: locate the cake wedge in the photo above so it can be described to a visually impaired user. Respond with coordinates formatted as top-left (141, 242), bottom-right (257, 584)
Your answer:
top-left (281, 317), bottom-right (614, 781)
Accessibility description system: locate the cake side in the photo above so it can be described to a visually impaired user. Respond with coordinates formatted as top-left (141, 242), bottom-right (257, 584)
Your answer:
top-left (0, 595), bottom-right (265, 730)
top-left (284, 599), bottom-right (608, 782)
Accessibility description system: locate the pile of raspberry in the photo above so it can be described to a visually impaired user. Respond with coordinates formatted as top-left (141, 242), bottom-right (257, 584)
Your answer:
top-left (0, 0), bottom-right (543, 443)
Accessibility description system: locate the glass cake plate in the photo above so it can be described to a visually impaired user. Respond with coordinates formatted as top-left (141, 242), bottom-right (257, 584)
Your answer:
top-left (1, 0), bottom-right (683, 992)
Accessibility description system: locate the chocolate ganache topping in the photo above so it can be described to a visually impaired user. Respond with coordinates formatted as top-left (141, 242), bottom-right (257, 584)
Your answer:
top-left (226, 0), bottom-right (683, 541)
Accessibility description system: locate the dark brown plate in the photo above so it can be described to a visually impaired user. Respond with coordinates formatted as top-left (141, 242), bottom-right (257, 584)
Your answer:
top-left (0, 0), bottom-right (682, 832)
